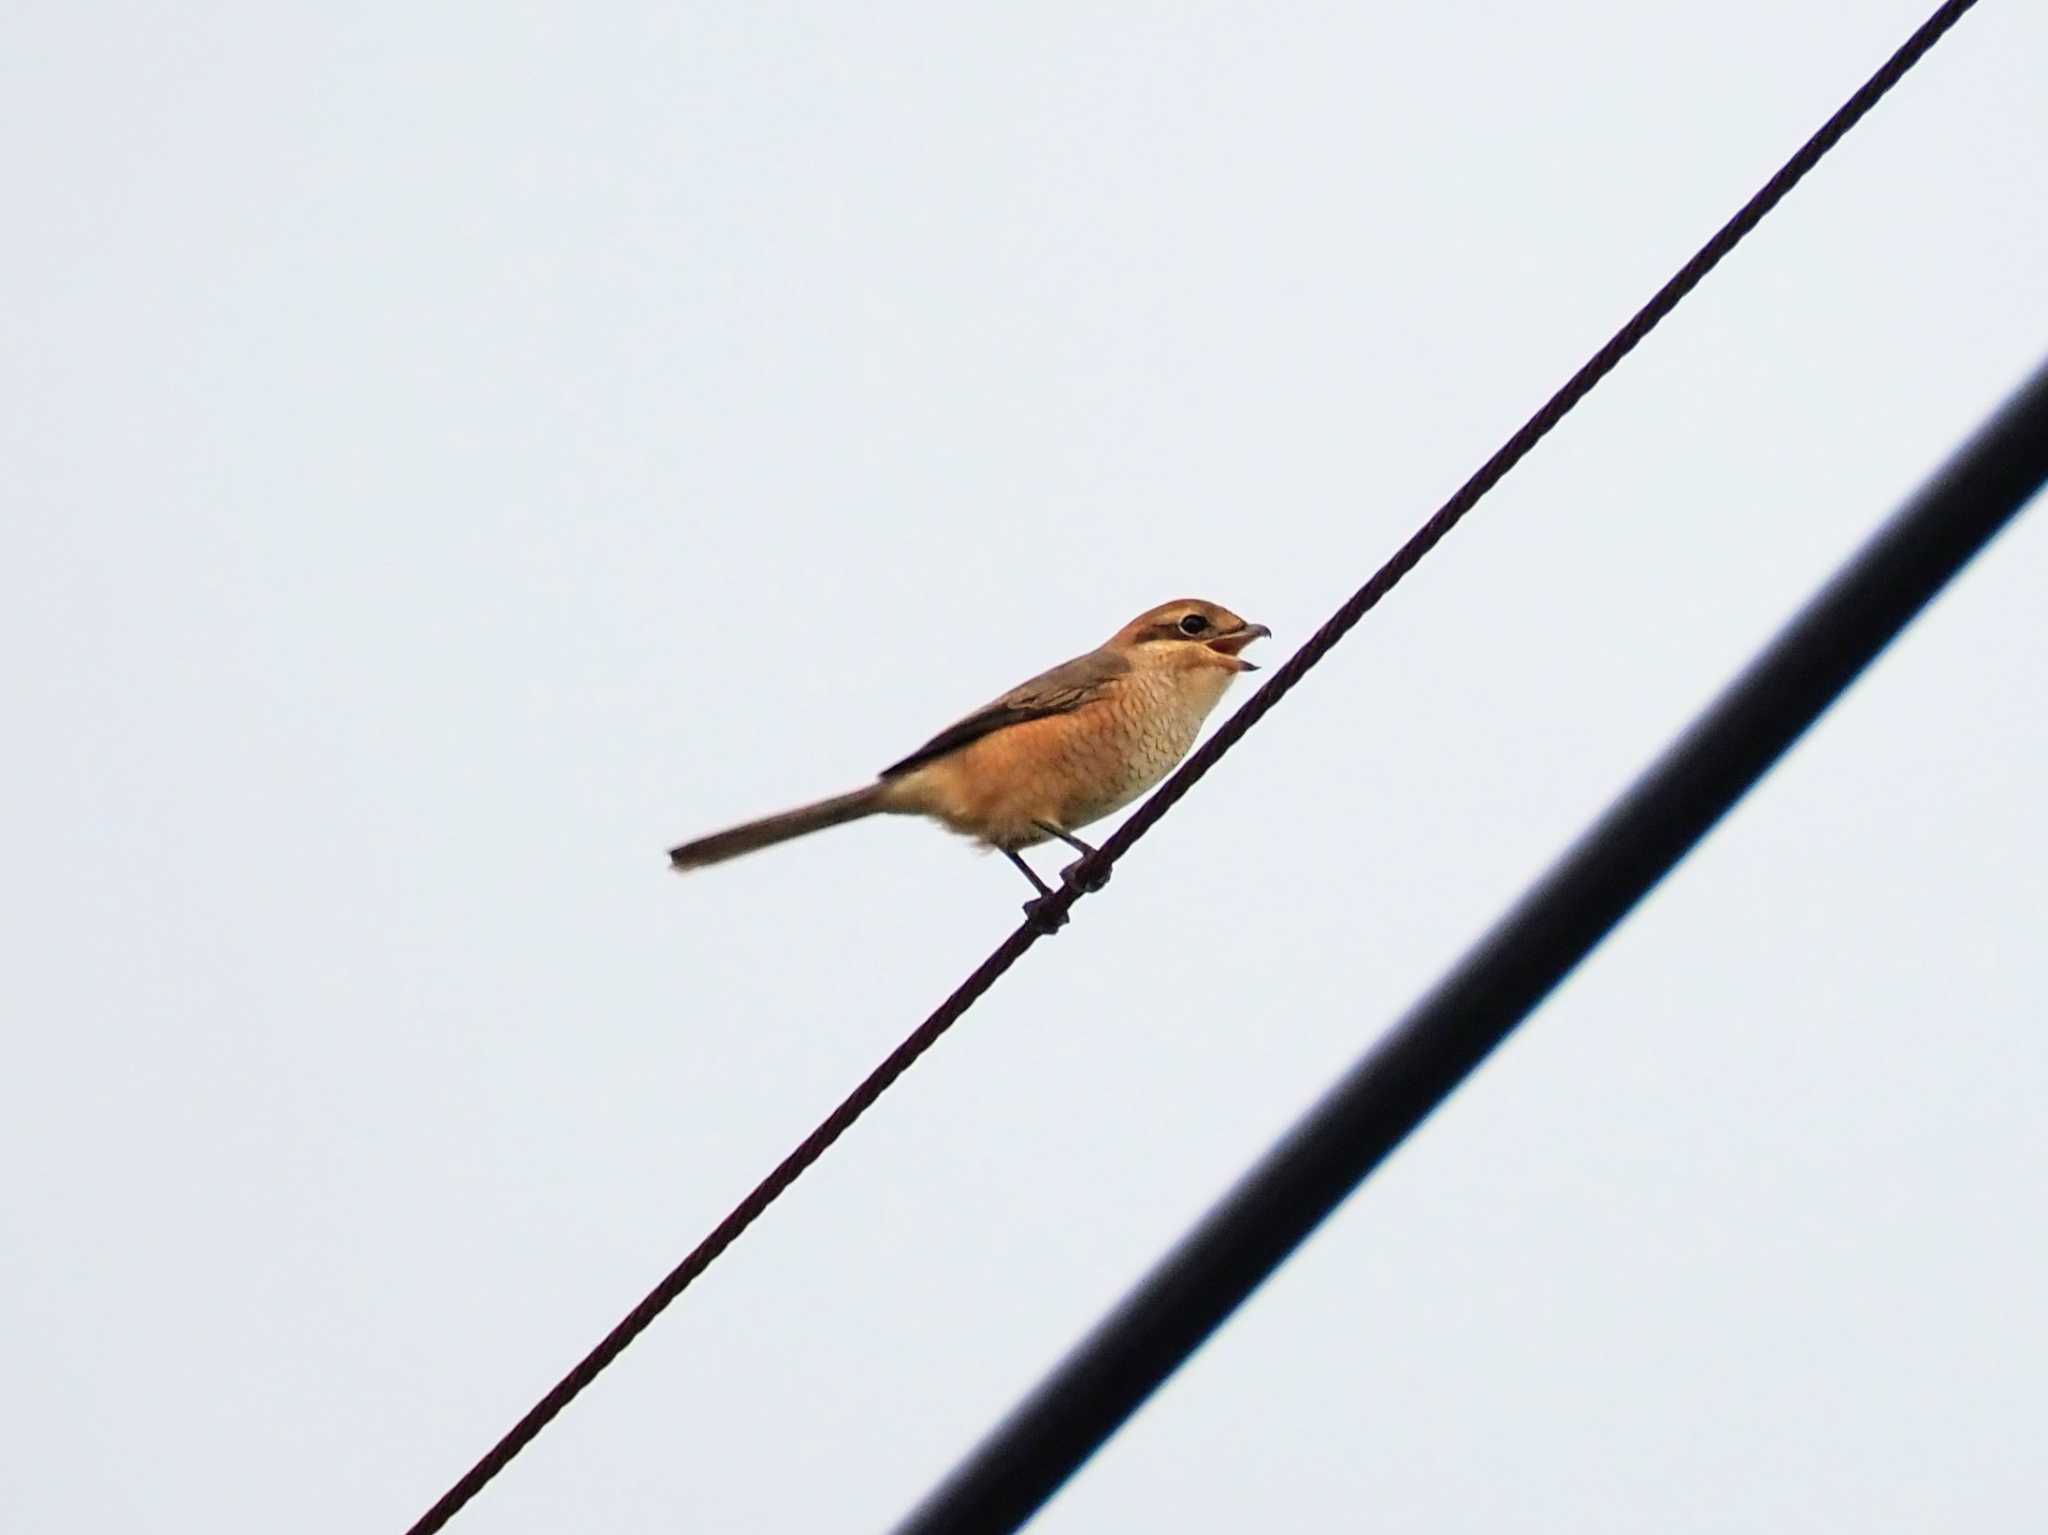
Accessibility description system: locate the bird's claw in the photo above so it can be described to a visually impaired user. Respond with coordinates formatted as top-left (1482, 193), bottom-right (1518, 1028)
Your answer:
top-left (1061, 855), bottom-right (1111, 894)
top-left (1023, 895), bottom-right (1070, 935)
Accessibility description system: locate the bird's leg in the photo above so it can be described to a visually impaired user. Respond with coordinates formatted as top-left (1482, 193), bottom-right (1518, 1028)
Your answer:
top-left (1034, 821), bottom-right (1112, 893)
top-left (1004, 848), bottom-right (1068, 934)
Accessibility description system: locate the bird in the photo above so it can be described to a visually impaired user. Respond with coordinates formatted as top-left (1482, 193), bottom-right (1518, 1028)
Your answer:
top-left (668, 598), bottom-right (1270, 930)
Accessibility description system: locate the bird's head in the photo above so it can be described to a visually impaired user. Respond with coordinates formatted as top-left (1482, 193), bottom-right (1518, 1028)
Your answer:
top-left (1110, 599), bottom-right (1271, 674)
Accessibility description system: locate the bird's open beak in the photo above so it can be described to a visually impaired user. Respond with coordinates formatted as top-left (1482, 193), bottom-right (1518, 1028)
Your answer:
top-left (1206, 622), bottom-right (1271, 671)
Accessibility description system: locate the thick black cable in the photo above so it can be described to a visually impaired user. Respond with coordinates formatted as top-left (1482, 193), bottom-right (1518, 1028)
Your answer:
top-left (895, 357), bottom-right (2048, 1534)
top-left (402, 5), bottom-right (1982, 1529)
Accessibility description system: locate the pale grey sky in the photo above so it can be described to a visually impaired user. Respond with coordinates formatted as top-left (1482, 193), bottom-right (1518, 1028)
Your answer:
top-left (5, 3), bottom-right (2045, 1531)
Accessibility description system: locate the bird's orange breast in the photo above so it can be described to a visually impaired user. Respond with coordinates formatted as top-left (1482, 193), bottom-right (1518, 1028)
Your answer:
top-left (879, 665), bottom-right (1235, 849)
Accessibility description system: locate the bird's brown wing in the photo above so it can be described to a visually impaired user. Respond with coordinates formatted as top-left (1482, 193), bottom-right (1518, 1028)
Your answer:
top-left (878, 648), bottom-right (1131, 779)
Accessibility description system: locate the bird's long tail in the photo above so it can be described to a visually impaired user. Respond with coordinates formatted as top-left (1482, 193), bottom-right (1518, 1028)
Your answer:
top-left (668, 785), bottom-right (887, 871)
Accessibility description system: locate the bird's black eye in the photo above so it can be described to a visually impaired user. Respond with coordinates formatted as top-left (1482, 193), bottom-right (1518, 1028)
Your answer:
top-left (1178, 613), bottom-right (1210, 636)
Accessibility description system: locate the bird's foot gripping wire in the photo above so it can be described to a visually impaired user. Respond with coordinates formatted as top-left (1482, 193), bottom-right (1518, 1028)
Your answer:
top-left (1006, 845), bottom-right (1075, 935)
top-left (1060, 855), bottom-right (1110, 894)
top-left (1036, 822), bottom-right (1111, 895)
top-left (1021, 894), bottom-right (1070, 935)
top-left (1010, 829), bottom-right (1112, 933)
